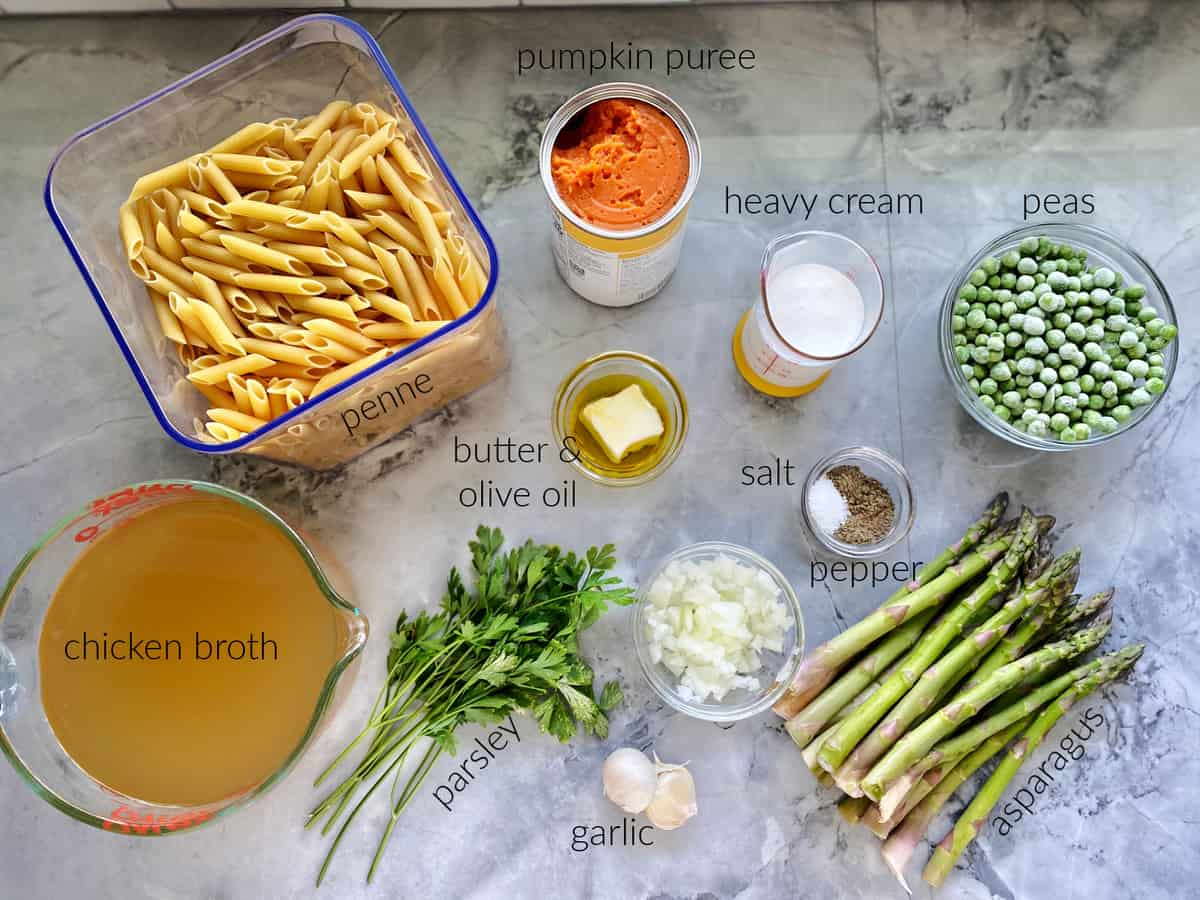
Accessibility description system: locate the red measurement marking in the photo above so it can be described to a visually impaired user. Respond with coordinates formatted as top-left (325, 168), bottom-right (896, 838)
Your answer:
top-left (761, 353), bottom-right (780, 376)
top-left (74, 483), bottom-right (192, 543)
top-left (102, 804), bottom-right (214, 835)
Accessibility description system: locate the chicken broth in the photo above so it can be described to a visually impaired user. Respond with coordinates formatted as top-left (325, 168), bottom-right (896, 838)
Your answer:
top-left (38, 494), bottom-right (343, 806)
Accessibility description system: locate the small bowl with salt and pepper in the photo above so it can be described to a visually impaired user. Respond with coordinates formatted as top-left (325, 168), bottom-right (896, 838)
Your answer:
top-left (801, 446), bottom-right (915, 558)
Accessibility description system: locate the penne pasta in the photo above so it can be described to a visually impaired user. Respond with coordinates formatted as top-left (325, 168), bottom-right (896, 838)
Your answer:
top-left (387, 137), bottom-right (432, 183)
top-left (394, 246), bottom-right (439, 320)
top-left (236, 337), bottom-right (335, 369)
top-left (337, 120), bottom-right (395, 181)
top-left (119, 202), bottom-right (144, 260)
top-left (245, 378), bottom-right (271, 420)
top-left (187, 297), bottom-right (246, 356)
top-left (205, 421), bottom-right (246, 442)
top-left (154, 221), bottom-right (185, 264)
top-left (362, 210), bottom-right (429, 257)
top-left (227, 373), bottom-right (254, 414)
top-left (296, 101), bottom-right (351, 144)
top-left (210, 153), bottom-right (298, 176)
top-left (186, 353), bottom-right (275, 386)
top-left (209, 408), bottom-right (269, 433)
top-left (310, 346), bottom-right (394, 397)
top-left (284, 295), bottom-right (359, 322)
top-left (360, 320), bottom-right (445, 341)
top-left (193, 156), bottom-right (242, 205)
top-left (266, 240), bottom-right (345, 268)
top-left (193, 381), bottom-right (239, 412)
top-left (130, 157), bottom-right (196, 201)
top-left (219, 233), bottom-right (312, 276)
top-left (148, 288), bottom-right (186, 345)
top-left (233, 272), bottom-right (324, 295)
top-left (302, 318), bottom-right (383, 354)
top-left (207, 122), bottom-right (281, 156)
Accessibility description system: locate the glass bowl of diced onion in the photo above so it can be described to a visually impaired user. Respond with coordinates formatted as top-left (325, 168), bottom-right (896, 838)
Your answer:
top-left (632, 542), bottom-right (805, 722)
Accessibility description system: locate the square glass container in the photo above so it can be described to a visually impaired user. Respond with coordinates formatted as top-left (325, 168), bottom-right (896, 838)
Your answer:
top-left (45, 14), bottom-right (505, 470)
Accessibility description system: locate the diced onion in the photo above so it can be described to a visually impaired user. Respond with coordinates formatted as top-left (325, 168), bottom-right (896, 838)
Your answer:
top-left (643, 554), bottom-right (789, 702)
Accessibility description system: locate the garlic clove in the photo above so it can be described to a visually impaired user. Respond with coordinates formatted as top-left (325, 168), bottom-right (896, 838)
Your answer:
top-left (644, 766), bottom-right (698, 830)
top-left (602, 747), bottom-right (658, 814)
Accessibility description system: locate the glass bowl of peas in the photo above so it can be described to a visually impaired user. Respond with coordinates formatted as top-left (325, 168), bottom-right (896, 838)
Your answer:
top-left (939, 223), bottom-right (1179, 451)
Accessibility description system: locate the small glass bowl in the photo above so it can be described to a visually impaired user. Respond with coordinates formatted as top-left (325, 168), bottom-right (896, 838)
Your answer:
top-left (632, 542), bottom-right (805, 722)
top-left (939, 223), bottom-right (1178, 451)
top-left (801, 446), bottom-right (915, 558)
top-left (552, 351), bottom-right (688, 487)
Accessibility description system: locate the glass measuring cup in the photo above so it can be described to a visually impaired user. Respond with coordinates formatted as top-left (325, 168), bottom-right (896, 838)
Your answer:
top-left (0, 480), bottom-right (367, 835)
top-left (733, 231), bottom-right (885, 397)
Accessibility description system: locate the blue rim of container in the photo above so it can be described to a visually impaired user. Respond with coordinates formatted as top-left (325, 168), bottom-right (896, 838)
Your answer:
top-left (43, 14), bottom-right (499, 456)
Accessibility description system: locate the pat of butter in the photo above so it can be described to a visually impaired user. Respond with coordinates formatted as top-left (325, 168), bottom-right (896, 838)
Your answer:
top-left (580, 384), bottom-right (664, 464)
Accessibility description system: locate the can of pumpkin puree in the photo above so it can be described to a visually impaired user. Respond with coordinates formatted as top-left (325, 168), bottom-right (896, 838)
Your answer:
top-left (540, 83), bottom-right (701, 307)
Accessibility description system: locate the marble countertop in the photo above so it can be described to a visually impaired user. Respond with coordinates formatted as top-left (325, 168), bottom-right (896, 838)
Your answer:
top-left (2, 3), bottom-right (1198, 898)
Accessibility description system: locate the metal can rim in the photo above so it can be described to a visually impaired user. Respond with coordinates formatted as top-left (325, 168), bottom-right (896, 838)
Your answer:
top-left (539, 82), bottom-right (702, 241)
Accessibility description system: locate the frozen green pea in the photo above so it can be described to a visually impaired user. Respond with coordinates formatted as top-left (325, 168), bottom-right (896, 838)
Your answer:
top-left (1148, 352), bottom-right (1164, 365)
top-left (1067, 276), bottom-right (1082, 292)
top-left (1062, 381), bottom-right (1081, 398)
top-left (1022, 317), bottom-right (1046, 336)
top-left (1088, 394), bottom-right (1104, 411)
top-left (1077, 373), bottom-right (1095, 392)
top-left (1073, 423), bottom-right (1091, 441)
top-left (1137, 306), bottom-right (1158, 323)
top-left (1052, 312), bottom-right (1072, 329)
top-left (1128, 342), bottom-right (1147, 360)
top-left (998, 323), bottom-right (1011, 335)
top-left (1001, 249), bottom-right (1021, 268)
top-left (968, 268), bottom-right (986, 286)
top-left (1106, 314), bottom-right (1129, 331)
top-left (968, 378), bottom-right (981, 393)
top-left (1027, 308), bottom-right (1046, 321)
top-left (1058, 427), bottom-right (1077, 443)
top-left (1017, 237), bottom-right (1038, 255)
top-left (1004, 391), bottom-right (1024, 410)
top-left (974, 364), bottom-right (987, 378)
top-left (954, 347), bottom-right (971, 365)
top-left (1016, 291), bottom-right (1037, 310)
top-left (1118, 330), bottom-right (1138, 349)
top-left (979, 289), bottom-right (996, 306)
top-left (1083, 410), bottom-right (1102, 427)
top-left (1075, 305), bottom-right (1094, 322)
top-left (1064, 322), bottom-right (1086, 342)
top-left (989, 276), bottom-right (1002, 289)
top-left (1039, 367), bottom-right (1058, 385)
top-left (1106, 298), bottom-right (1126, 316)
top-left (1129, 387), bottom-right (1152, 407)
top-left (1090, 361), bottom-right (1111, 379)
top-left (1015, 357), bottom-right (1039, 376)
top-left (979, 377), bottom-right (998, 395)
top-left (1068, 406), bottom-right (1083, 422)
top-left (1000, 272), bottom-right (1018, 290)
top-left (1015, 374), bottom-right (1033, 388)
top-left (952, 315), bottom-right (966, 333)
top-left (1125, 283), bottom-right (1146, 300)
top-left (1099, 379), bottom-right (1118, 399)
top-left (958, 284), bottom-right (977, 301)
top-left (1017, 257), bottom-right (1038, 275)
top-left (1012, 420), bottom-right (1029, 433)
top-left (1146, 377), bottom-right (1166, 395)
top-left (1066, 259), bottom-right (1083, 275)
top-left (1047, 271), bottom-right (1069, 290)
top-left (990, 361), bottom-right (1012, 381)
top-left (1000, 300), bottom-right (1017, 318)
top-left (980, 394), bottom-right (996, 410)
top-left (1028, 420), bottom-right (1049, 438)
top-left (1027, 381), bottom-right (1048, 399)
top-left (1090, 288), bottom-right (1111, 304)
top-left (1024, 397), bottom-right (1041, 410)
top-left (1016, 274), bottom-right (1037, 293)
top-left (1083, 342), bottom-right (1104, 361)
top-left (1148, 365), bottom-right (1165, 379)
top-left (1111, 353), bottom-right (1130, 369)
top-left (1082, 324), bottom-right (1105, 344)
top-left (995, 405), bottom-right (1013, 423)
top-left (1025, 338), bottom-right (1049, 357)
top-left (1145, 317), bottom-right (1165, 337)
top-left (1043, 352), bottom-right (1062, 369)
top-left (971, 346), bottom-right (991, 364)
top-left (1006, 331), bottom-right (1024, 348)
top-left (1112, 405), bottom-right (1132, 423)
top-left (1093, 267), bottom-right (1116, 288)
top-left (985, 301), bottom-right (1000, 318)
top-left (1033, 282), bottom-right (1052, 298)
top-left (1059, 363), bottom-right (1079, 381)
top-left (1049, 412), bottom-right (1070, 432)
top-left (983, 319), bottom-right (998, 332)
top-left (1125, 300), bottom-right (1142, 316)
top-left (1097, 416), bottom-right (1118, 433)
top-left (1008, 312), bottom-right (1026, 328)
top-left (960, 363), bottom-right (976, 380)
top-left (974, 334), bottom-right (988, 347)
top-left (1039, 260), bottom-right (1059, 275)
top-left (966, 308), bottom-right (987, 329)
top-left (952, 300), bottom-right (969, 316)
top-left (989, 350), bottom-right (1004, 363)
top-left (1078, 273), bottom-right (1094, 291)
top-left (981, 256), bottom-right (1000, 276)
top-left (987, 335), bottom-right (1006, 352)
top-left (1046, 329), bottom-right (1067, 349)
top-left (1124, 359), bottom-right (1148, 379)
top-left (1146, 336), bottom-right (1166, 351)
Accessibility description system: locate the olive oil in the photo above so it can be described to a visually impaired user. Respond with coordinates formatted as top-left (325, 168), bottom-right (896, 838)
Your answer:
top-left (567, 373), bottom-right (673, 481)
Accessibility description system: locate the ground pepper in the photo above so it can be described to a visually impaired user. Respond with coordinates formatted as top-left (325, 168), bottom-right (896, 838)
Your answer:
top-left (827, 465), bottom-right (895, 545)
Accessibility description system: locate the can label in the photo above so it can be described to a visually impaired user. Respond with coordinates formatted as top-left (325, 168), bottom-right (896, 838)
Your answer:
top-left (738, 308), bottom-right (833, 390)
top-left (551, 207), bottom-right (688, 307)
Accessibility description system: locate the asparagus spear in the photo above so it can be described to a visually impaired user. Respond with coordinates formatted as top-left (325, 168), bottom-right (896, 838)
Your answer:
top-left (861, 612), bottom-right (1111, 801)
top-left (1045, 589), bottom-right (1114, 642)
top-left (786, 608), bottom-right (938, 747)
top-left (874, 648), bottom-right (1112, 822)
top-left (836, 549), bottom-right (1080, 797)
top-left (838, 794), bottom-right (873, 825)
top-left (773, 494), bottom-right (1009, 718)
top-left (815, 512), bottom-right (1039, 777)
top-left (923, 644), bottom-right (1144, 888)
top-left (880, 716), bottom-right (1033, 893)
top-left (798, 655), bottom-right (908, 774)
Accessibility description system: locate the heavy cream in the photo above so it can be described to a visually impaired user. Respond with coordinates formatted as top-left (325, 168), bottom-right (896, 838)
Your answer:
top-left (766, 262), bottom-right (866, 357)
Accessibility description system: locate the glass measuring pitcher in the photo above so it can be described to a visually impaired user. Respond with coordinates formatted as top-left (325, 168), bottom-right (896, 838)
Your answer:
top-left (733, 231), bottom-right (885, 397)
top-left (0, 480), bottom-right (367, 835)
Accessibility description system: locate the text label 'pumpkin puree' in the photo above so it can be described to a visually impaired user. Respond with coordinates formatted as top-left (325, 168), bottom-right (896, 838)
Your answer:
top-left (550, 98), bottom-right (689, 231)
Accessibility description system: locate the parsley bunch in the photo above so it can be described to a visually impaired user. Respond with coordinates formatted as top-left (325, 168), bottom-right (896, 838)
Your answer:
top-left (307, 526), bottom-right (635, 884)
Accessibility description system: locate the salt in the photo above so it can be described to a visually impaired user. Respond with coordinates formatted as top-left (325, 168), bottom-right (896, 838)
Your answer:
top-left (809, 475), bottom-right (849, 534)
